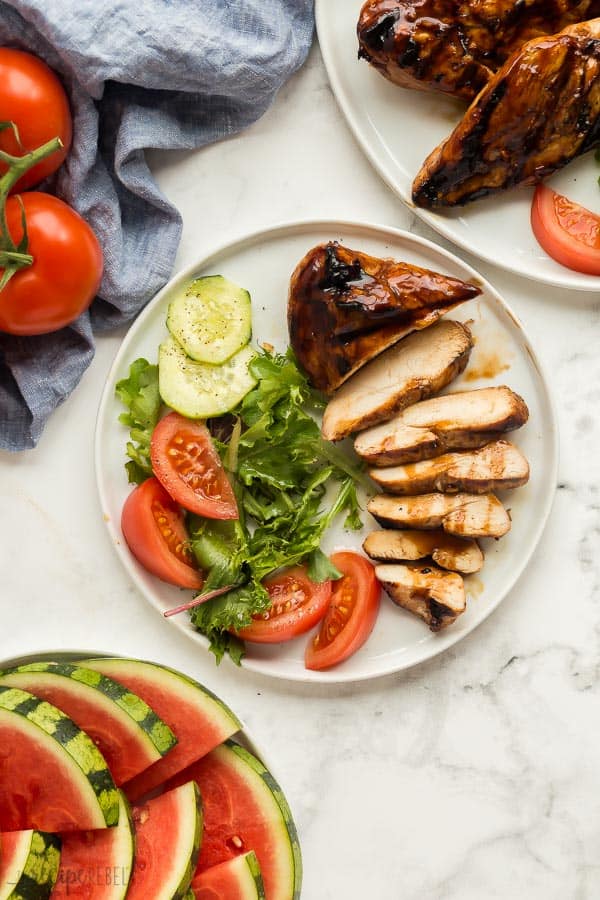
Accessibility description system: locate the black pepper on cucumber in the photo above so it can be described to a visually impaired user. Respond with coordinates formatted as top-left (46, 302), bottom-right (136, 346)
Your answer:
top-left (159, 337), bottom-right (257, 418)
top-left (167, 275), bottom-right (252, 364)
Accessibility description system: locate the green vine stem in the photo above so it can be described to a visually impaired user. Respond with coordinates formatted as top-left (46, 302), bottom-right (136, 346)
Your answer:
top-left (0, 126), bottom-right (63, 290)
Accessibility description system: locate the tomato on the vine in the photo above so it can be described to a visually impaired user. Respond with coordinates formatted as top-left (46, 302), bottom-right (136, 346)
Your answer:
top-left (0, 192), bottom-right (103, 335)
top-left (151, 413), bottom-right (239, 520)
top-left (236, 566), bottom-right (332, 644)
top-left (121, 477), bottom-right (204, 590)
top-left (305, 551), bottom-right (380, 670)
top-left (0, 48), bottom-right (72, 191)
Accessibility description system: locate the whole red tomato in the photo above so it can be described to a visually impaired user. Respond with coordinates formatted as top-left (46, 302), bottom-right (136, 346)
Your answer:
top-left (0, 193), bottom-right (103, 335)
top-left (0, 48), bottom-right (72, 191)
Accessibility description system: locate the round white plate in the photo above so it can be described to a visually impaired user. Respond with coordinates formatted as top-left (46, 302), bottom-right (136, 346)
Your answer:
top-left (316, 0), bottom-right (600, 291)
top-left (95, 220), bottom-right (558, 684)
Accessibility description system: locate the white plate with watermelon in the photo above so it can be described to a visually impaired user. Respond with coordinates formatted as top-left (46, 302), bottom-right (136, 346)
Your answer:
top-left (95, 220), bottom-right (558, 683)
top-left (0, 651), bottom-right (302, 900)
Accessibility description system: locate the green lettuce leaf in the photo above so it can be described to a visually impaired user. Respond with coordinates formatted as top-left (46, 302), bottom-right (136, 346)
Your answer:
top-left (115, 358), bottom-right (161, 484)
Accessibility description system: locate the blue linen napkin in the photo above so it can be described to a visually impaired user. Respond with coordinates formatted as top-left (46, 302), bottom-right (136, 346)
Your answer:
top-left (0, 0), bottom-right (314, 450)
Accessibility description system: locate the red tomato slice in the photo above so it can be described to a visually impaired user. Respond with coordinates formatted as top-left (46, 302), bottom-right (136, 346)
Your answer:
top-left (531, 184), bottom-right (600, 276)
top-left (121, 476), bottom-right (203, 590)
top-left (305, 551), bottom-right (380, 671)
top-left (236, 566), bottom-right (332, 644)
top-left (150, 412), bottom-right (238, 520)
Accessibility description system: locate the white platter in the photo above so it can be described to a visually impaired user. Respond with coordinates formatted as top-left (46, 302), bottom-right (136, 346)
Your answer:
top-left (95, 220), bottom-right (558, 684)
top-left (316, 0), bottom-right (600, 291)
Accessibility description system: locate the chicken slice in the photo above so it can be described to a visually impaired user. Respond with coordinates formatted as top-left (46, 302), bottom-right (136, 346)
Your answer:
top-left (375, 562), bottom-right (466, 631)
top-left (413, 18), bottom-right (600, 208)
top-left (364, 528), bottom-right (484, 573)
top-left (368, 492), bottom-right (511, 538)
top-left (321, 319), bottom-right (473, 441)
top-left (354, 386), bottom-right (528, 466)
top-left (368, 440), bottom-right (529, 494)
top-left (288, 242), bottom-right (480, 393)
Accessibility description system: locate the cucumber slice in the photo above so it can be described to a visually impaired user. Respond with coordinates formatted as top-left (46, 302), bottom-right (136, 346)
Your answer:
top-left (159, 337), bottom-right (257, 419)
top-left (167, 275), bottom-right (251, 364)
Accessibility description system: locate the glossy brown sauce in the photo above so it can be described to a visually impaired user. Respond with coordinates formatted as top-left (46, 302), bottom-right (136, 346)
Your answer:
top-left (464, 350), bottom-right (510, 381)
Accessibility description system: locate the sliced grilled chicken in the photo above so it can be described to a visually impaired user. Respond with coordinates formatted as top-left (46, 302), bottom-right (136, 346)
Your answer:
top-left (288, 242), bottom-right (480, 393)
top-left (368, 440), bottom-right (529, 494)
top-left (375, 562), bottom-right (466, 631)
top-left (368, 492), bottom-right (511, 538)
top-left (354, 386), bottom-right (528, 466)
top-left (357, 1), bottom-right (598, 102)
top-left (364, 529), bottom-right (484, 573)
top-left (321, 319), bottom-right (472, 441)
top-left (413, 18), bottom-right (600, 208)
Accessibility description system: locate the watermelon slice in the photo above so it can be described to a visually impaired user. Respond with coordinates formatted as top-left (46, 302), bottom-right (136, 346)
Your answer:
top-left (0, 829), bottom-right (61, 899)
top-left (128, 781), bottom-right (202, 900)
top-left (191, 852), bottom-right (265, 900)
top-left (80, 659), bottom-right (241, 802)
top-left (50, 792), bottom-right (134, 899)
top-left (165, 741), bottom-right (302, 900)
top-left (0, 686), bottom-right (119, 833)
top-left (0, 663), bottom-right (177, 786)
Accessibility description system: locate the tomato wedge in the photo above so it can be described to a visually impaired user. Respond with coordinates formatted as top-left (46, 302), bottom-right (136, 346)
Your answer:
top-left (305, 551), bottom-right (380, 671)
top-left (121, 476), bottom-right (203, 590)
top-left (236, 566), bottom-right (332, 644)
top-left (150, 412), bottom-right (238, 519)
top-left (531, 184), bottom-right (600, 276)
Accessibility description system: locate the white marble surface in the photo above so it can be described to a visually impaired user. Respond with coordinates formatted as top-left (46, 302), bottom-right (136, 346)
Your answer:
top-left (2, 42), bottom-right (600, 899)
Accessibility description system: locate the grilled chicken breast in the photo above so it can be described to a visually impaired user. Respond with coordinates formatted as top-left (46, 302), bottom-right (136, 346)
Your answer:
top-left (357, 0), bottom-right (599, 102)
top-left (321, 319), bottom-right (473, 441)
top-left (288, 242), bottom-right (480, 393)
top-left (368, 492), bottom-right (511, 537)
top-left (413, 18), bottom-right (600, 208)
top-left (376, 562), bottom-right (467, 631)
top-left (368, 440), bottom-right (530, 494)
top-left (354, 386), bottom-right (529, 466)
top-left (364, 528), bottom-right (484, 573)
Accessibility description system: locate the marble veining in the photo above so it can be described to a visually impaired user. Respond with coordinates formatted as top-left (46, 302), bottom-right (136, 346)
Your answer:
top-left (1, 42), bottom-right (600, 899)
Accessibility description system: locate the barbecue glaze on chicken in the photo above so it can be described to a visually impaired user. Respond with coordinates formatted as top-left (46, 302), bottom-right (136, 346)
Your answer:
top-left (357, 0), bottom-right (600, 101)
top-left (288, 242), bottom-right (480, 393)
top-left (412, 19), bottom-right (600, 207)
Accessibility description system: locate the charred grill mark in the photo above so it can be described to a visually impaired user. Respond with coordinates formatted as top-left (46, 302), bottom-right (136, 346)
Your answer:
top-left (413, 21), bottom-right (600, 208)
top-left (320, 245), bottom-right (365, 292)
top-left (358, 0), bottom-right (600, 100)
top-left (359, 10), bottom-right (401, 55)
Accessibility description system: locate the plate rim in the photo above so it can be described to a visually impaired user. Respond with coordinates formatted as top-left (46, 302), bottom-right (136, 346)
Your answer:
top-left (315, 0), bottom-right (600, 293)
top-left (95, 216), bottom-right (560, 685)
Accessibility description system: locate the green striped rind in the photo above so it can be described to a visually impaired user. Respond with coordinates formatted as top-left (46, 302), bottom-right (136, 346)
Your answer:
top-left (244, 852), bottom-right (266, 899)
top-left (1, 662), bottom-right (177, 758)
top-left (0, 686), bottom-right (119, 828)
top-left (80, 658), bottom-right (242, 737)
top-left (227, 741), bottom-right (302, 900)
top-left (192, 852), bottom-right (265, 900)
top-left (0, 830), bottom-right (61, 900)
top-left (173, 782), bottom-right (203, 900)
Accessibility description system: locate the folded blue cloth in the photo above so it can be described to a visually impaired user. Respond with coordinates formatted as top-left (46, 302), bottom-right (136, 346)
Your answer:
top-left (0, 0), bottom-right (314, 450)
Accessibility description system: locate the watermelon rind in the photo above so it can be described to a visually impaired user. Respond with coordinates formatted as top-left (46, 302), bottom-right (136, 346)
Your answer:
top-left (224, 741), bottom-right (302, 900)
top-left (191, 851), bottom-right (265, 900)
top-left (79, 658), bottom-right (241, 800)
top-left (0, 830), bottom-right (61, 900)
top-left (51, 791), bottom-right (134, 900)
top-left (129, 781), bottom-right (202, 900)
top-left (0, 662), bottom-right (177, 782)
top-left (0, 686), bottom-right (119, 831)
